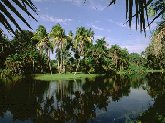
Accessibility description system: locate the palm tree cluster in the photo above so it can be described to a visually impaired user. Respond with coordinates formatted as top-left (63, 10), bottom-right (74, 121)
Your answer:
top-left (1, 22), bottom-right (165, 77)
top-left (1, 24), bottom-right (144, 77)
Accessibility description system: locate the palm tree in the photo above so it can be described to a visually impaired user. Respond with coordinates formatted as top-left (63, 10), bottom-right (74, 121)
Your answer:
top-left (119, 48), bottom-right (129, 71)
top-left (74, 27), bottom-right (94, 74)
top-left (109, 45), bottom-right (121, 71)
top-left (49, 24), bottom-right (67, 73)
top-left (63, 31), bottom-right (74, 73)
top-left (32, 25), bottom-right (54, 74)
top-left (92, 38), bottom-right (109, 73)
top-left (94, 38), bottom-right (107, 59)
top-left (37, 37), bottom-right (54, 74)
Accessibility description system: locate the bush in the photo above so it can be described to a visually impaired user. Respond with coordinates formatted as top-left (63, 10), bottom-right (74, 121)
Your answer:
top-left (125, 64), bottom-right (147, 75)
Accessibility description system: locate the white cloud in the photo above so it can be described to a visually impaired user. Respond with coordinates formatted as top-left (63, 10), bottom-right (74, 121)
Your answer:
top-left (94, 35), bottom-right (104, 40)
top-left (32, 0), bottom-right (111, 11)
top-left (91, 25), bottom-right (104, 31)
top-left (120, 44), bottom-right (147, 53)
top-left (88, 0), bottom-right (107, 11)
top-left (103, 35), bottom-right (150, 53)
top-left (63, 0), bottom-right (83, 5)
top-left (32, 0), bottom-right (49, 2)
top-left (38, 15), bottom-right (72, 24)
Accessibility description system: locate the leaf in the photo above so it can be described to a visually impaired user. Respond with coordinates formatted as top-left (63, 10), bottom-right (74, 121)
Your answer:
top-left (1, 0), bottom-right (33, 29)
top-left (0, 0), bottom-right (37, 35)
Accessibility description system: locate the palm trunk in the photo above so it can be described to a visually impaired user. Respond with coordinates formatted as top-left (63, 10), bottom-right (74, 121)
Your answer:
top-left (58, 61), bottom-right (60, 74)
top-left (60, 43), bottom-right (63, 73)
top-left (48, 50), bottom-right (52, 74)
top-left (74, 58), bottom-right (80, 75)
top-left (63, 54), bottom-right (65, 73)
top-left (58, 52), bottom-right (60, 74)
top-left (32, 60), bottom-right (35, 73)
top-left (41, 65), bottom-right (43, 73)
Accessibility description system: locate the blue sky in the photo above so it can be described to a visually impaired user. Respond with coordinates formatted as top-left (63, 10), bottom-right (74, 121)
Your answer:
top-left (4, 0), bottom-right (158, 53)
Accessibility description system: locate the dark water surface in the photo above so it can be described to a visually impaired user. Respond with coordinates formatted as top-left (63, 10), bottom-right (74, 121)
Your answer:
top-left (0, 73), bottom-right (164, 123)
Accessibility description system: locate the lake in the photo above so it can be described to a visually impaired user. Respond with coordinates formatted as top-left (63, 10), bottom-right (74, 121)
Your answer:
top-left (0, 73), bottom-right (164, 123)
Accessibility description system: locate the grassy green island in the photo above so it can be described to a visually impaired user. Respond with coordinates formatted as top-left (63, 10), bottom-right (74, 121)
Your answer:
top-left (34, 73), bottom-right (102, 81)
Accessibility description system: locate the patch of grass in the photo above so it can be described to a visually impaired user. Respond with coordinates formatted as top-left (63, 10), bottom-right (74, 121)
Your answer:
top-left (118, 69), bottom-right (164, 75)
top-left (34, 73), bottom-right (102, 81)
top-left (146, 69), bottom-right (164, 73)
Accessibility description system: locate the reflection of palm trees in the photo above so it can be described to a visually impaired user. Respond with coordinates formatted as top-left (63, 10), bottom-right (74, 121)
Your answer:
top-left (36, 76), bottom-right (132, 122)
top-left (0, 75), bottom-right (138, 122)
top-left (139, 83), bottom-right (165, 123)
top-left (0, 78), bottom-right (50, 121)
top-left (146, 73), bottom-right (165, 97)
top-left (137, 73), bottom-right (165, 122)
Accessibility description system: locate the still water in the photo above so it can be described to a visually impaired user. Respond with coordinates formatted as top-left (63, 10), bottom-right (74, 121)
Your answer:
top-left (0, 73), bottom-right (164, 123)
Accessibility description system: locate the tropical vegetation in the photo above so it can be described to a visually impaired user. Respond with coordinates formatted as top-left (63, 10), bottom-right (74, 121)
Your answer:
top-left (0, 0), bottom-right (165, 122)
top-left (1, 24), bottom-right (132, 77)
top-left (0, 20), bottom-right (165, 79)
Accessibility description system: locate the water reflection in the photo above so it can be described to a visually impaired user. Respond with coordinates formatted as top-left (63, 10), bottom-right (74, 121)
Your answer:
top-left (139, 73), bottom-right (165, 123)
top-left (0, 74), bottom-right (164, 123)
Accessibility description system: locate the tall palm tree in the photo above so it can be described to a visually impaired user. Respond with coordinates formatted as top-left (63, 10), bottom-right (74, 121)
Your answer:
top-left (32, 25), bottom-right (54, 74)
top-left (74, 27), bottom-right (94, 74)
top-left (109, 45), bottom-right (121, 71)
top-left (63, 31), bottom-right (74, 73)
top-left (49, 24), bottom-right (67, 73)
top-left (37, 37), bottom-right (54, 74)
top-left (91, 38), bottom-right (109, 73)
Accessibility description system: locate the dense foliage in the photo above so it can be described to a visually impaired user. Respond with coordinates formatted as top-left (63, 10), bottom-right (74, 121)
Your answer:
top-left (145, 20), bottom-right (165, 70)
top-left (1, 20), bottom-right (165, 78)
top-left (0, 24), bottom-right (147, 78)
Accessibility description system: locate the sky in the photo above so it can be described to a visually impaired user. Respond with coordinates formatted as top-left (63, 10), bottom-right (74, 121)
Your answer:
top-left (2, 0), bottom-right (158, 54)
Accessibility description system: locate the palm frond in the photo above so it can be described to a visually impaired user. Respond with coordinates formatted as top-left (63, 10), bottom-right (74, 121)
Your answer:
top-left (108, 0), bottom-right (165, 34)
top-left (0, 0), bottom-right (37, 34)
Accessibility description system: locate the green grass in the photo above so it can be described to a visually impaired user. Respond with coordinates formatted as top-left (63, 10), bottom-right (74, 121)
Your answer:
top-left (34, 73), bottom-right (102, 81)
top-left (146, 69), bottom-right (164, 73)
top-left (118, 69), bottom-right (164, 75)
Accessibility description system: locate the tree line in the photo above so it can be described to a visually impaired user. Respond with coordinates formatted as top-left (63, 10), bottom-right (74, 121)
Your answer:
top-left (0, 21), bottom-right (165, 77)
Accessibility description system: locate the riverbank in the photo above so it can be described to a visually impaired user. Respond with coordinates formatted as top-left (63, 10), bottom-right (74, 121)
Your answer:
top-left (1, 69), bottom-right (164, 81)
top-left (117, 69), bottom-right (164, 75)
top-left (34, 73), bottom-right (102, 81)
